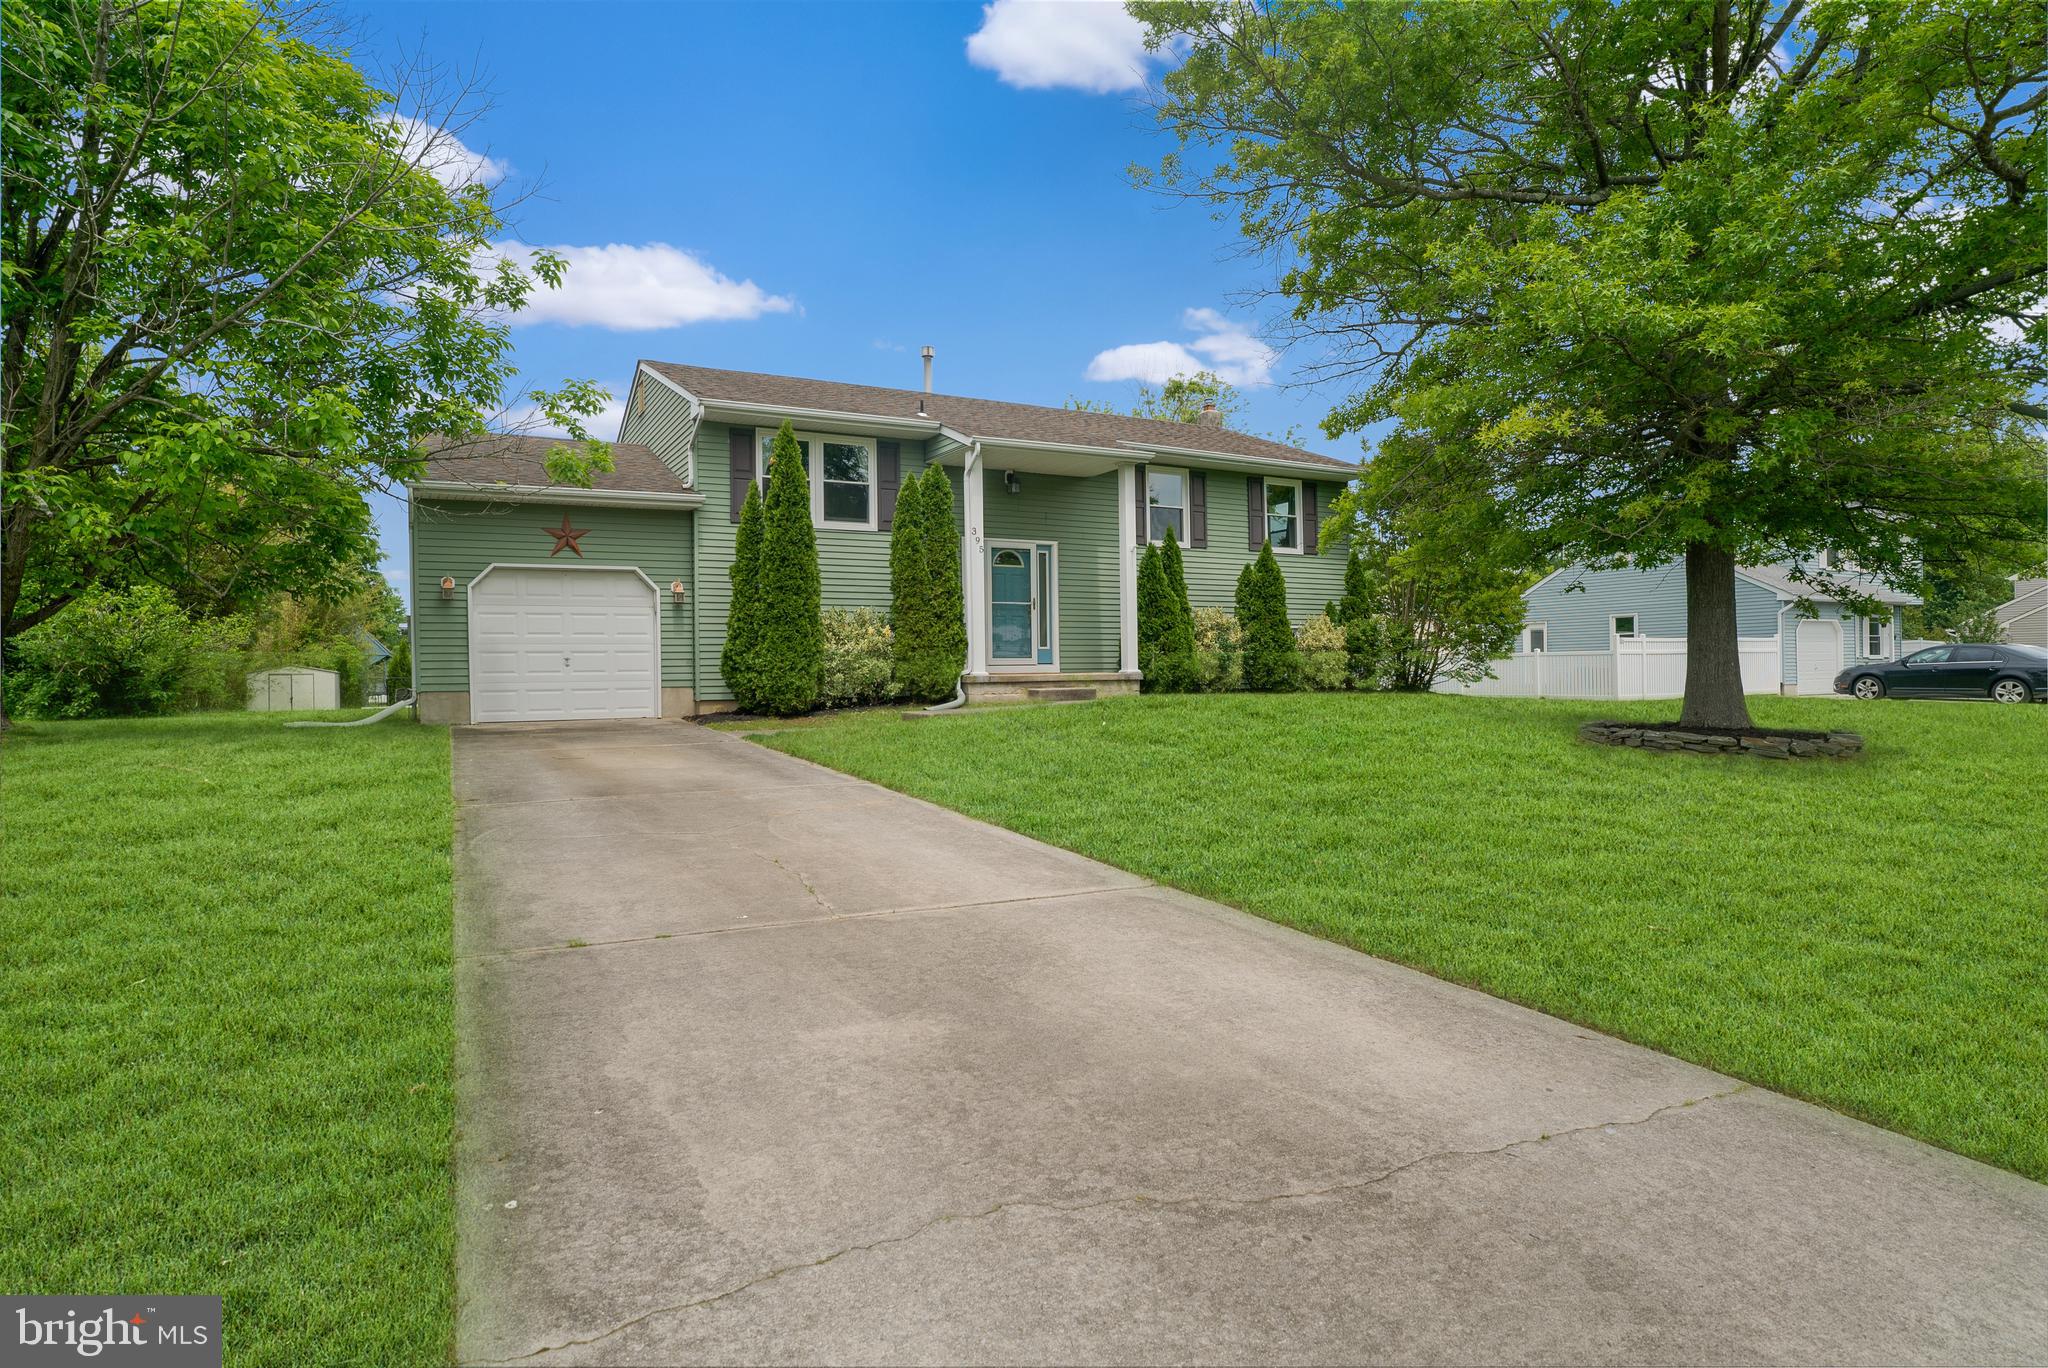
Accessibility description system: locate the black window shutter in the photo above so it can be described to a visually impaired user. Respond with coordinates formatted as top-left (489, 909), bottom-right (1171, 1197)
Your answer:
top-left (877, 441), bottom-right (901, 530)
top-left (1303, 482), bottom-right (1320, 555)
top-left (1247, 476), bottom-right (1265, 550)
top-left (1189, 471), bottom-right (1207, 549)
top-left (728, 426), bottom-right (755, 523)
top-left (1134, 463), bottom-right (1148, 546)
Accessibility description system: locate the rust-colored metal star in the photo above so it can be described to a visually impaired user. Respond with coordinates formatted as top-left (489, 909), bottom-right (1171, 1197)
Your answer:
top-left (541, 512), bottom-right (589, 557)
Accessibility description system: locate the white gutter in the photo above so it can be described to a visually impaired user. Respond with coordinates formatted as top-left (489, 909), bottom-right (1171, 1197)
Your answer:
top-left (697, 398), bottom-right (945, 437)
top-left (1116, 438), bottom-right (1356, 478)
top-left (409, 481), bottom-right (703, 510)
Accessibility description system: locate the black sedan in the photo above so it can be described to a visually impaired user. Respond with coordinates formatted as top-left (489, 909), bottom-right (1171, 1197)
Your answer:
top-left (1835, 643), bottom-right (2048, 703)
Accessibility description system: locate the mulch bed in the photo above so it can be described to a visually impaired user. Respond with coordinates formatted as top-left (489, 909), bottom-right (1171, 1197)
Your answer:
top-left (1580, 719), bottom-right (1863, 758)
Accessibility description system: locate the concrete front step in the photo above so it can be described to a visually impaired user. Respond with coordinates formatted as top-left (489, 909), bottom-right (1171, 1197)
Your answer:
top-left (1026, 686), bottom-right (1098, 702)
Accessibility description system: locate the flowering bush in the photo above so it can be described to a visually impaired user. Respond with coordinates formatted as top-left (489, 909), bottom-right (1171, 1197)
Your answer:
top-left (820, 607), bottom-right (898, 708)
top-left (1192, 606), bottom-right (1242, 691)
top-left (1296, 611), bottom-right (1349, 690)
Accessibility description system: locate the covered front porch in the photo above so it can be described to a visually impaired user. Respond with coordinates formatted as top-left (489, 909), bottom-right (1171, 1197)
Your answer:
top-left (933, 435), bottom-right (1143, 700)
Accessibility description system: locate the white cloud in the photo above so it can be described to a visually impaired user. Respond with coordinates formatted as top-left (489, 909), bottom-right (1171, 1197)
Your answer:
top-left (383, 114), bottom-right (510, 189)
top-left (1085, 308), bottom-right (1278, 386)
top-left (965, 0), bottom-right (1151, 93)
top-left (489, 242), bottom-right (795, 331)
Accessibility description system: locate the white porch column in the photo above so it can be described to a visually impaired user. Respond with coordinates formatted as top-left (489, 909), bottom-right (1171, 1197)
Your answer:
top-left (963, 442), bottom-right (988, 677)
top-left (1116, 461), bottom-right (1140, 676)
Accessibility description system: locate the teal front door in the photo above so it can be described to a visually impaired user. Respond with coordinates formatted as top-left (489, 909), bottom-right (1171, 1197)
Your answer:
top-left (989, 543), bottom-right (1055, 666)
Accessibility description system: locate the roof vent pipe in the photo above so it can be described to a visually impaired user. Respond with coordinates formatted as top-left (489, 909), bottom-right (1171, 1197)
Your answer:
top-left (921, 345), bottom-right (934, 394)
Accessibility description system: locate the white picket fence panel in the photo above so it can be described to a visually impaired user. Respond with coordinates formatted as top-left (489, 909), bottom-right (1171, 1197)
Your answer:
top-left (1436, 636), bottom-right (1781, 700)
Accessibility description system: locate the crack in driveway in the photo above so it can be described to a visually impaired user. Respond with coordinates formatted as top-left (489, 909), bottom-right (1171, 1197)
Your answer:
top-left (467, 1084), bottom-right (1750, 1365)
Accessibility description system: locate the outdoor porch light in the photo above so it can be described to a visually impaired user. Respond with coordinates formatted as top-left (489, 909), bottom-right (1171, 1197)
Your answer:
top-left (439, 575), bottom-right (456, 600)
top-left (1003, 470), bottom-right (1021, 495)
top-left (671, 580), bottom-right (687, 604)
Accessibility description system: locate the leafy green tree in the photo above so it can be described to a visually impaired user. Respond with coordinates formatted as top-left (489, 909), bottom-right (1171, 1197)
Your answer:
top-left (0, 0), bottom-right (609, 711)
top-left (1235, 544), bottom-right (1300, 691)
top-left (918, 464), bottom-right (967, 689)
top-left (887, 470), bottom-right (932, 694)
top-left (1328, 475), bottom-right (1530, 691)
top-left (1068, 371), bottom-right (1247, 427)
top-left (1136, 0), bottom-right (2046, 730)
top-left (386, 631), bottom-right (413, 702)
top-left (751, 422), bottom-right (823, 715)
top-left (722, 482), bottom-right (767, 709)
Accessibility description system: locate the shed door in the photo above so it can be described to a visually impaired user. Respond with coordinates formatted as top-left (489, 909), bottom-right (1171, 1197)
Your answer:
top-left (470, 568), bottom-right (659, 723)
top-left (1794, 618), bottom-right (1841, 696)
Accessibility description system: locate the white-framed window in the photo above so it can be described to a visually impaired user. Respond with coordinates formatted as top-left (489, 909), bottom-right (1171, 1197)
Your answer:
top-left (756, 430), bottom-right (877, 530)
top-left (1525, 623), bottom-right (1548, 653)
top-left (1612, 614), bottom-right (1639, 639)
top-left (1266, 479), bottom-right (1302, 553)
top-left (1864, 614), bottom-right (1888, 658)
top-left (1147, 467), bottom-right (1187, 544)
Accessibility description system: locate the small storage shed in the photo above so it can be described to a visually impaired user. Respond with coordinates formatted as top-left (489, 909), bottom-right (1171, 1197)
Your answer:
top-left (246, 666), bottom-right (341, 711)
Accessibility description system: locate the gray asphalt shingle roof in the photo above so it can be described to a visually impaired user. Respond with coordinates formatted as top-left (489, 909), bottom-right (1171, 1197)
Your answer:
top-left (419, 433), bottom-right (689, 496)
top-left (642, 360), bottom-right (1356, 471)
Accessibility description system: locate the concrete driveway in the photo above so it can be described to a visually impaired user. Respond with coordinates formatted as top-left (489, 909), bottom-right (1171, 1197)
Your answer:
top-left (452, 719), bottom-right (2048, 1366)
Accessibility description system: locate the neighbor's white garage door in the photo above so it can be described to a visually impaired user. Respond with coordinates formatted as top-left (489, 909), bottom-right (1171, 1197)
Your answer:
top-left (470, 567), bottom-right (658, 723)
top-left (1795, 618), bottom-right (1842, 696)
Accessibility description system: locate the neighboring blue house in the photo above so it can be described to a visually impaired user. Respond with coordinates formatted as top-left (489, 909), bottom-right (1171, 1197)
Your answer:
top-left (1443, 557), bottom-right (1919, 699)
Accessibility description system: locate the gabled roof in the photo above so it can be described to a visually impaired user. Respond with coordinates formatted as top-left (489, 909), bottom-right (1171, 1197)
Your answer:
top-left (1738, 562), bottom-right (1920, 607)
top-left (417, 433), bottom-right (690, 497)
top-left (641, 360), bottom-right (1355, 472)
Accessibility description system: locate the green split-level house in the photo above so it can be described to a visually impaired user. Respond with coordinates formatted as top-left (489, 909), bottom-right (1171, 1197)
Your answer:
top-left (405, 360), bottom-right (1355, 723)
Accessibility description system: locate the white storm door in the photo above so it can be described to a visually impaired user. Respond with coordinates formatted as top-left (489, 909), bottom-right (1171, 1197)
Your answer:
top-left (470, 567), bottom-right (658, 722)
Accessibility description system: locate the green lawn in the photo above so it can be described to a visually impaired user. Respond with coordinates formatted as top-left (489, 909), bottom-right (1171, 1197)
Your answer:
top-left (761, 692), bottom-right (2048, 1181)
top-left (1, 711), bottom-right (455, 1366)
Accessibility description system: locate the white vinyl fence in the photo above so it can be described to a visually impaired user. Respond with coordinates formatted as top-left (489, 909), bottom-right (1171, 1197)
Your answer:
top-left (1435, 636), bottom-right (1781, 701)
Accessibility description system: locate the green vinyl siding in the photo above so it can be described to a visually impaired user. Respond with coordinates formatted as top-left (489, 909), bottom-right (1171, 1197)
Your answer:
top-left (1175, 469), bottom-right (1348, 623)
top-left (980, 468), bottom-right (1122, 673)
top-left (619, 374), bottom-right (696, 484)
top-left (694, 424), bottom-right (930, 701)
top-left (408, 498), bottom-right (693, 691)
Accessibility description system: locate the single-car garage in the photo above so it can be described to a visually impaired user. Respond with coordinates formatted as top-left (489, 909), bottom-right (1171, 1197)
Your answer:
top-left (469, 566), bottom-right (661, 723)
top-left (407, 434), bottom-right (700, 726)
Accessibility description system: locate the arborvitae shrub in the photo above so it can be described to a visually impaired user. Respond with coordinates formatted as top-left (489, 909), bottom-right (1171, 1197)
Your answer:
top-left (722, 480), bottom-right (766, 709)
top-left (751, 421), bottom-right (823, 715)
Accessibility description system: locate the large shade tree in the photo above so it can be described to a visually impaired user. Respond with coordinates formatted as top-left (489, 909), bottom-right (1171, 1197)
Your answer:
top-left (1135, 0), bottom-right (2046, 728)
top-left (1, 0), bottom-right (608, 694)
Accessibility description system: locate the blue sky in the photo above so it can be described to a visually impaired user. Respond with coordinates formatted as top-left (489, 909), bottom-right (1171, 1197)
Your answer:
top-left (353, 1), bottom-right (1374, 600)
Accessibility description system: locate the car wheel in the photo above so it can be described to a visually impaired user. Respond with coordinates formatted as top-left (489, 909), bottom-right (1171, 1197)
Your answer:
top-left (1852, 675), bottom-right (1885, 700)
top-left (1991, 678), bottom-right (2032, 704)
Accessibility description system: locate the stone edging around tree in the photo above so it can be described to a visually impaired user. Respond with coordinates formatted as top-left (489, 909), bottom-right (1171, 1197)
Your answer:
top-left (1578, 721), bottom-right (1864, 759)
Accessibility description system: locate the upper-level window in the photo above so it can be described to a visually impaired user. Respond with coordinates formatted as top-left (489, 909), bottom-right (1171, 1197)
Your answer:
top-left (1147, 468), bottom-right (1186, 544)
top-left (1267, 480), bottom-right (1301, 553)
top-left (756, 430), bottom-right (876, 530)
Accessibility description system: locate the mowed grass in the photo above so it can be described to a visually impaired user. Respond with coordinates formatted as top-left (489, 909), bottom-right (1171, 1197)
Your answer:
top-left (762, 692), bottom-right (2048, 1180)
top-left (1, 711), bottom-right (455, 1366)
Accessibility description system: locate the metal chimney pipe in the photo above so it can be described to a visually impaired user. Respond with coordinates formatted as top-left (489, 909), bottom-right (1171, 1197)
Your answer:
top-left (921, 345), bottom-right (934, 394)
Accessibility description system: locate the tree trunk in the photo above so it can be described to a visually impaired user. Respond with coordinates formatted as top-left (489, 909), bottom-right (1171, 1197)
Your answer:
top-left (1677, 541), bottom-right (1752, 730)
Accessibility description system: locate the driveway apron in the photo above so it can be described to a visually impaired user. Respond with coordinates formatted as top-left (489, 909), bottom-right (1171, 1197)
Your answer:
top-left (453, 719), bottom-right (2048, 1366)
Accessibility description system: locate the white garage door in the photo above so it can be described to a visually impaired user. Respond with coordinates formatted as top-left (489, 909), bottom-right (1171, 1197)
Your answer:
top-left (1795, 618), bottom-right (1841, 696)
top-left (470, 567), bottom-right (659, 723)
